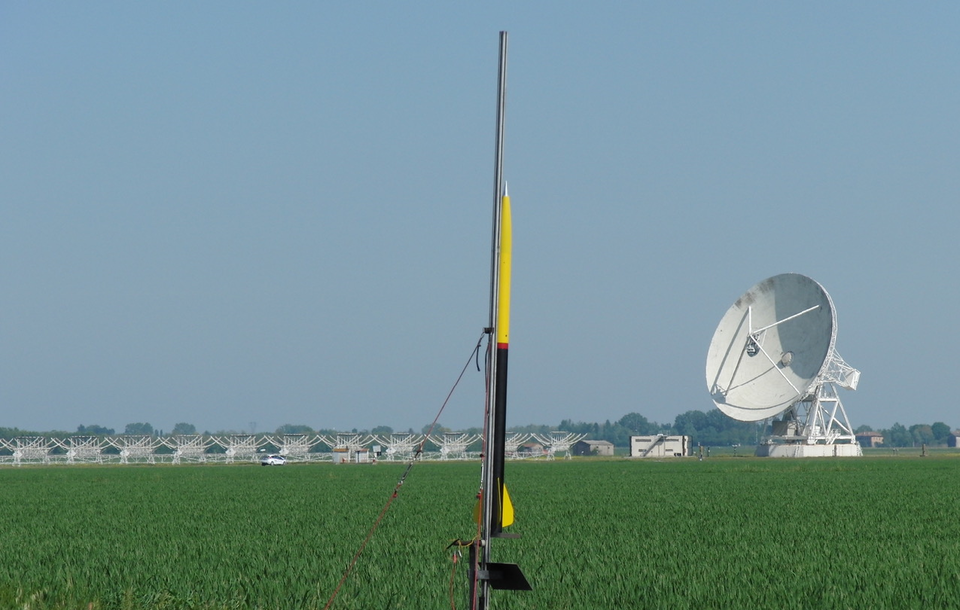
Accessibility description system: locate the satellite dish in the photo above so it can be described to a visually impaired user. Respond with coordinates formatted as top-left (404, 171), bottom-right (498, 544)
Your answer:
top-left (705, 273), bottom-right (861, 456)
top-left (706, 273), bottom-right (836, 421)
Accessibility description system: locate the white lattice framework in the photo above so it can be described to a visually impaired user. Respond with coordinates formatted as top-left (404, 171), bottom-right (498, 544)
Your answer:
top-left (0, 430), bottom-right (552, 466)
top-left (216, 434), bottom-right (263, 463)
top-left (374, 433), bottom-right (424, 461)
top-left (335, 433), bottom-right (374, 452)
top-left (432, 433), bottom-right (480, 460)
top-left (505, 433), bottom-right (532, 458)
top-left (760, 349), bottom-right (862, 456)
top-left (4, 437), bottom-right (52, 466)
top-left (533, 432), bottom-right (587, 459)
top-left (53, 436), bottom-right (105, 464)
top-left (268, 434), bottom-right (323, 462)
top-left (108, 435), bottom-right (159, 464)
top-left (161, 435), bottom-right (215, 464)
top-left (317, 433), bottom-right (374, 463)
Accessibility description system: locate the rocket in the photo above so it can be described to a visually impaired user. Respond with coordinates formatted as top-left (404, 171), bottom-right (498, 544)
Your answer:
top-left (471, 185), bottom-right (528, 607)
top-left (468, 32), bottom-right (530, 610)
top-left (489, 186), bottom-right (514, 535)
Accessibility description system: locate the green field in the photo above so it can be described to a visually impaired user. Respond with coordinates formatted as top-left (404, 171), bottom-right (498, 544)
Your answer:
top-left (2, 457), bottom-right (959, 609)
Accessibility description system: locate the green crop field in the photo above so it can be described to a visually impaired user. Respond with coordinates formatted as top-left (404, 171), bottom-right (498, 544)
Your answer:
top-left (2, 457), bottom-right (959, 609)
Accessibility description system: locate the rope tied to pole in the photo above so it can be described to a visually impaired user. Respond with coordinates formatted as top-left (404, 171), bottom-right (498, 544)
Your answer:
top-left (322, 332), bottom-right (487, 610)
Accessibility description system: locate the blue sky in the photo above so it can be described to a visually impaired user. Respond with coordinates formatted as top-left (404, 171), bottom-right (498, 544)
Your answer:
top-left (2, 3), bottom-right (958, 434)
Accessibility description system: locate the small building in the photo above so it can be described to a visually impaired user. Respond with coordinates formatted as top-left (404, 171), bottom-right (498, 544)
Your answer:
top-left (630, 435), bottom-right (689, 458)
top-left (949, 432), bottom-right (960, 448)
top-left (855, 431), bottom-right (884, 448)
top-left (572, 440), bottom-right (615, 457)
top-left (517, 442), bottom-right (545, 457)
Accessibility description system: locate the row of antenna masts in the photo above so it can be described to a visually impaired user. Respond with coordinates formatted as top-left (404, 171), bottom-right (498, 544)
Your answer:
top-left (0, 432), bottom-right (587, 466)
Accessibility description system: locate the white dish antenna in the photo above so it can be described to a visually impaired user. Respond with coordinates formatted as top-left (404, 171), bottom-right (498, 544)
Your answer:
top-left (705, 273), bottom-right (861, 456)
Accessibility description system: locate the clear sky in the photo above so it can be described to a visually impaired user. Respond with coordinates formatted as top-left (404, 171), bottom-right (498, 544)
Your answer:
top-left (2, 3), bottom-right (958, 435)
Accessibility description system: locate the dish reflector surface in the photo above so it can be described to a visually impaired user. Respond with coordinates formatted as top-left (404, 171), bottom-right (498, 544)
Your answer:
top-left (705, 274), bottom-right (836, 422)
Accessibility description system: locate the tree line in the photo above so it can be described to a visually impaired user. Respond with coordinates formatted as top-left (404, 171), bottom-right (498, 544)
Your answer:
top-left (553, 410), bottom-right (760, 448)
top-left (0, 422), bottom-right (198, 439)
top-left (855, 422), bottom-right (954, 447)
top-left (550, 413), bottom-right (957, 449)
top-left (1, 413), bottom-right (954, 449)
top-left (0, 413), bottom-right (764, 448)
top-left (552, 413), bottom-right (957, 449)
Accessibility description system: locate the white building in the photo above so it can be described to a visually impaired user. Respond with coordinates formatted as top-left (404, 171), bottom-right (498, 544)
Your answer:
top-left (629, 435), bottom-right (689, 458)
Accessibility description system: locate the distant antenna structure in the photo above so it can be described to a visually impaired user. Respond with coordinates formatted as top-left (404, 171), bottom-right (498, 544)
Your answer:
top-left (433, 432), bottom-right (480, 460)
top-left (705, 273), bottom-right (861, 457)
top-left (4, 436), bottom-right (51, 466)
top-left (161, 434), bottom-right (215, 464)
top-left (108, 435), bottom-right (159, 464)
top-left (504, 433), bottom-right (532, 458)
top-left (54, 435), bottom-right (104, 464)
top-left (533, 432), bottom-right (587, 459)
top-left (216, 434), bottom-right (263, 463)
top-left (276, 433), bottom-right (317, 462)
top-left (374, 433), bottom-right (424, 461)
top-left (317, 432), bottom-right (374, 463)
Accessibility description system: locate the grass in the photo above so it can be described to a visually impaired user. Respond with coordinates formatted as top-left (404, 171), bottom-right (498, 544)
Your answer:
top-left (1, 457), bottom-right (959, 608)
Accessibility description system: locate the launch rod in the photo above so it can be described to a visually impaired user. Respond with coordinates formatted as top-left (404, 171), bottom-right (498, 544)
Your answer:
top-left (476, 29), bottom-right (508, 610)
top-left (487, 30), bottom-right (508, 333)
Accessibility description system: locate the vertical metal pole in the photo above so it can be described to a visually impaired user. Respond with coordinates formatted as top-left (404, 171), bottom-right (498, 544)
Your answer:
top-left (468, 540), bottom-right (480, 609)
top-left (487, 31), bottom-right (509, 332)
top-left (477, 30), bottom-right (508, 610)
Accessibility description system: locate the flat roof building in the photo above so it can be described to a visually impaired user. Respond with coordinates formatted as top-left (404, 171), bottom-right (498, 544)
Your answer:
top-left (630, 435), bottom-right (689, 458)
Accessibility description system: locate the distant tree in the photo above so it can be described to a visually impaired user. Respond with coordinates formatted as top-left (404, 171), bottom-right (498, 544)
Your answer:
top-left (884, 423), bottom-right (911, 447)
top-left (670, 409), bottom-right (757, 446)
top-left (558, 419), bottom-right (600, 437)
top-left (931, 422), bottom-right (951, 444)
top-left (171, 422), bottom-right (197, 435)
top-left (371, 425), bottom-right (394, 435)
top-left (0, 427), bottom-right (34, 440)
top-left (673, 412), bottom-right (695, 438)
top-left (674, 410), bottom-right (708, 438)
top-left (124, 422), bottom-right (154, 435)
top-left (618, 412), bottom-right (654, 435)
top-left (77, 424), bottom-right (115, 435)
top-left (854, 424), bottom-right (873, 434)
top-left (909, 424), bottom-right (935, 446)
top-left (554, 417), bottom-right (665, 447)
top-left (422, 423), bottom-right (451, 434)
top-left (275, 424), bottom-right (314, 435)
top-left (507, 423), bottom-right (552, 435)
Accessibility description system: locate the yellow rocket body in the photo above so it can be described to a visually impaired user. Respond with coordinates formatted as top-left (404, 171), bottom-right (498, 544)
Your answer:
top-left (496, 193), bottom-right (511, 349)
top-left (475, 191), bottom-right (515, 529)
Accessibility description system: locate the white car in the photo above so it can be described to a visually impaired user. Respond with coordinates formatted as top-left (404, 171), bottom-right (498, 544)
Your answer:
top-left (260, 454), bottom-right (286, 466)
